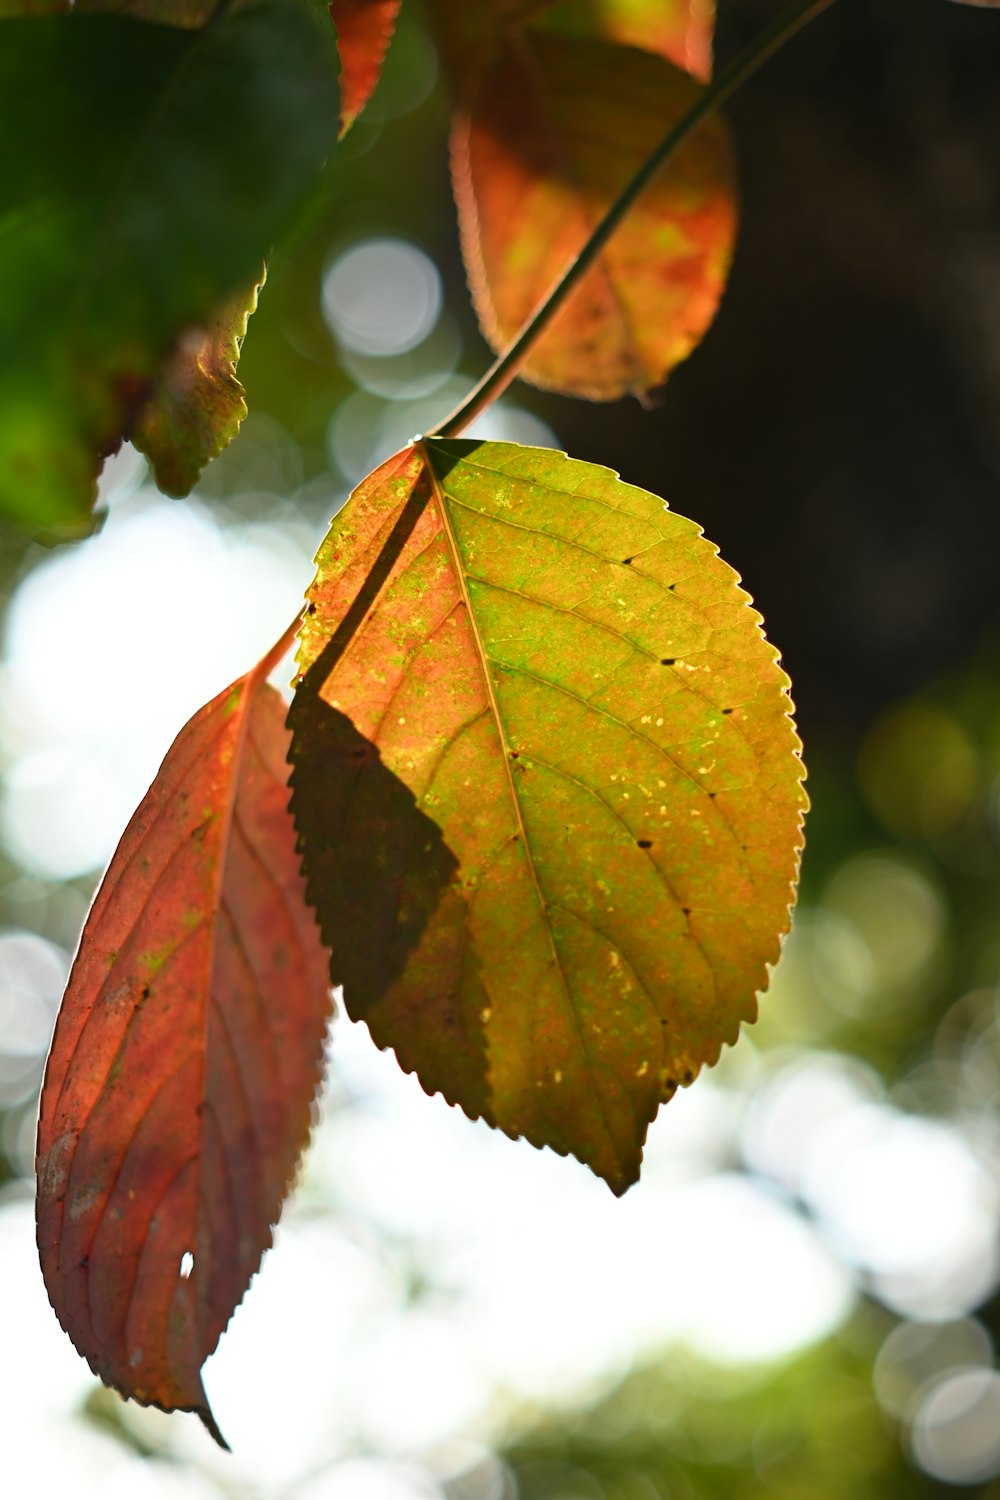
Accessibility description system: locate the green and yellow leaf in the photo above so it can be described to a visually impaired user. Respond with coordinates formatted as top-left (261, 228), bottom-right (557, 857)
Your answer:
top-left (291, 441), bottom-right (805, 1194)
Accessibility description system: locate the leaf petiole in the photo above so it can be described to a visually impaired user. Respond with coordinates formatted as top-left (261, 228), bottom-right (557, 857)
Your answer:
top-left (258, 608), bottom-right (309, 681)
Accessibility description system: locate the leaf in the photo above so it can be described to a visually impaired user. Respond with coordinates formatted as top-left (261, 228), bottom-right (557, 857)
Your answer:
top-left (329, 0), bottom-right (402, 133)
top-left (36, 657), bottom-right (333, 1446)
top-left (0, 3), bottom-right (338, 529)
top-left (450, 32), bottom-right (736, 401)
top-left (129, 269), bottom-right (265, 497)
top-left (291, 441), bottom-right (806, 1194)
top-left (503, 0), bottom-right (715, 82)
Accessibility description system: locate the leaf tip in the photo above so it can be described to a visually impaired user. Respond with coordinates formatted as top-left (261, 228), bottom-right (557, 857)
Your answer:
top-left (596, 1147), bottom-right (641, 1199)
top-left (605, 1172), bottom-right (636, 1200)
top-left (195, 1402), bottom-right (231, 1453)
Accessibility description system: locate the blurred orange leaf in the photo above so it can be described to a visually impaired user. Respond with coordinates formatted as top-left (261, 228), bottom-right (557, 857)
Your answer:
top-left (291, 441), bottom-right (805, 1194)
top-left (451, 32), bottom-right (736, 400)
top-left (329, 0), bottom-right (401, 132)
top-left (504, 0), bottom-right (716, 81)
top-left (36, 656), bottom-right (331, 1446)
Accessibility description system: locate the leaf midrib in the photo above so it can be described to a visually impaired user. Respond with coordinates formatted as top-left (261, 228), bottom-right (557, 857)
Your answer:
top-left (193, 659), bottom-right (273, 1347)
top-left (421, 441), bottom-right (627, 1178)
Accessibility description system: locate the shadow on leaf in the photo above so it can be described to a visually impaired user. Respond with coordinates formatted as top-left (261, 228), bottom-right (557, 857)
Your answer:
top-left (288, 687), bottom-right (461, 1011)
top-left (287, 475), bottom-right (490, 1115)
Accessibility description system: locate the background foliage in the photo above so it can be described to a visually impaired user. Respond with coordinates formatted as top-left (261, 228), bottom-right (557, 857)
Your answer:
top-left (5, 0), bottom-right (1000, 1495)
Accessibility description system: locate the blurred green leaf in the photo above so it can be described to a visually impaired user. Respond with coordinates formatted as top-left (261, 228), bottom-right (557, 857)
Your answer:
top-left (504, 1326), bottom-right (903, 1500)
top-left (129, 267), bottom-right (265, 496)
top-left (0, 2), bottom-right (338, 529)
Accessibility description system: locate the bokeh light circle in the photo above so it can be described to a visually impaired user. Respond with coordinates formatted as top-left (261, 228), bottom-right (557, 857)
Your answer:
top-left (911, 1368), bottom-right (1000, 1485)
top-left (322, 239), bottom-right (442, 356)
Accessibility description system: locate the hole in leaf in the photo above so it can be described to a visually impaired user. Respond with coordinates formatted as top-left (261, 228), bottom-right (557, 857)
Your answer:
top-left (180, 1251), bottom-right (194, 1280)
top-left (622, 557), bottom-right (633, 565)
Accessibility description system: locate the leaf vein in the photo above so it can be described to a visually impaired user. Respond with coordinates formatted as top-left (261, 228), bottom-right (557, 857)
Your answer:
top-left (490, 660), bottom-right (748, 863)
top-left (523, 751), bottom-right (717, 998)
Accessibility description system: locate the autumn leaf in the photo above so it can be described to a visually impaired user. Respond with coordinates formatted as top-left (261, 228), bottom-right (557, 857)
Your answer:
top-left (329, 0), bottom-right (401, 133)
top-left (0, 3), bottom-right (338, 528)
top-left (129, 269), bottom-right (265, 497)
top-left (36, 650), bottom-right (332, 1447)
top-left (450, 32), bottom-right (736, 401)
top-left (502, 0), bottom-right (716, 82)
top-left (291, 441), bottom-right (805, 1195)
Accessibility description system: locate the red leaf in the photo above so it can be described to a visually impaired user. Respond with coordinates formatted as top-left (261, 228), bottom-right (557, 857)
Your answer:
top-left (329, 0), bottom-right (401, 133)
top-left (35, 649), bottom-right (332, 1446)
